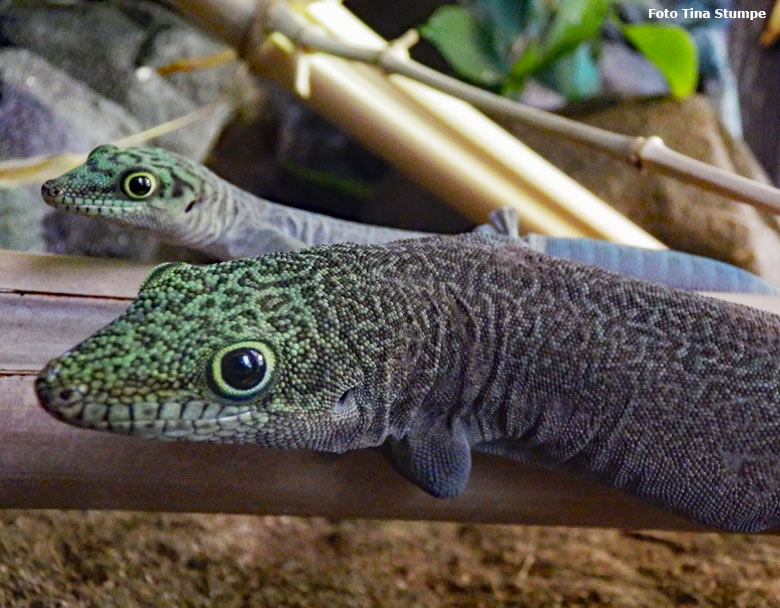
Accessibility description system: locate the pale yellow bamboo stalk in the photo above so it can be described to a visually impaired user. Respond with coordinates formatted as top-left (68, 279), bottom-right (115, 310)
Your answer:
top-left (760, 0), bottom-right (780, 46)
top-left (236, 2), bottom-right (665, 246)
top-left (160, 0), bottom-right (666, 243)
top-left (257, 33), bottom-right (584, 235)
top-left (305, 1), bottom-right (663, 246)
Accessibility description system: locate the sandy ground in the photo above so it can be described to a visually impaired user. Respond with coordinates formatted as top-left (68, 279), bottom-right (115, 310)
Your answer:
top-left (0, 511), bottom-right (777, 607)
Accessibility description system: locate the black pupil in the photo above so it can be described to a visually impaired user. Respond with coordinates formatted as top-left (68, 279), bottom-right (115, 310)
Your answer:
top-left (221, 348), bottom-right (266, 390)
top-left (128, 175), bottom-right (152, 196)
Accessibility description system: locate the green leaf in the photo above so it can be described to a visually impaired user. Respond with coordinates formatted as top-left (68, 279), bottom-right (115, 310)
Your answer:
top-left (474, 0), bottom-right (533, 53)
top-left (544, 0), bottom-right (609, 57)
top-left (505, 0), bottom-right (609, 89)
top-left (538, 42), bottom-right (601, 100)
top-left (419, 6), bottom-right (507, 86)
top-left (621, 24), bottom-right (699, 99)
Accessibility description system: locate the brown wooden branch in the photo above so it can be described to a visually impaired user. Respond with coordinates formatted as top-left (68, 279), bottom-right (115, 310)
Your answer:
top-left (1, 248), bottom-right (778, 532)
top-left (161, 0), bottom-right (780, 214)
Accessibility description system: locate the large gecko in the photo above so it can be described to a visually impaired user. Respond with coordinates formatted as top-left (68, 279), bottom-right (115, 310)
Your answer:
top-left (36, 235), bottom-right (780, 532)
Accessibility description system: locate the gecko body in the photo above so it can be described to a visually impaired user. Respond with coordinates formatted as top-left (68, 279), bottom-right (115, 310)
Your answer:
top-left (36, 235), bottom-right (780, 531)
top-left (40, 145), bottom-right (780, 294)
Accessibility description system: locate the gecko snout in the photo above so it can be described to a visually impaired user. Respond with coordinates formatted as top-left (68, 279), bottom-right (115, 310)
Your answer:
top-left (35, 364), bottom-right (90, 422)
top-left (41, 181), bottom-right (62, 201)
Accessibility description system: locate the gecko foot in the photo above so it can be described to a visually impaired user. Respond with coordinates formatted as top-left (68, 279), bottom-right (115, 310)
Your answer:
top-left (387, 423), bottom-right (472, 498)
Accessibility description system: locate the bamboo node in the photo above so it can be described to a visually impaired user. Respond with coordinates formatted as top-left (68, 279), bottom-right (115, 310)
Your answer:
top-left (630, 136), bottom-right (651, 168)
top-left (388, 29), bottom-right (419, 56)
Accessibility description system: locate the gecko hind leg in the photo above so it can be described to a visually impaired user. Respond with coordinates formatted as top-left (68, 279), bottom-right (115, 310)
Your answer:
top-left (386, 423), bottom-right (472, 498)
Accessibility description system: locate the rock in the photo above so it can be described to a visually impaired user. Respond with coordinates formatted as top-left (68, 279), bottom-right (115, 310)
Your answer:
top-left (0, 48), bottom-right (150, 255)
top-left (0, 0), bottom-right (246, 260)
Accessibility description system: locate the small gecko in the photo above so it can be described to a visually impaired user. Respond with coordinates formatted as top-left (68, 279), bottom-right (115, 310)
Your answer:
top-left (41, 145), bottom-right (780, 294)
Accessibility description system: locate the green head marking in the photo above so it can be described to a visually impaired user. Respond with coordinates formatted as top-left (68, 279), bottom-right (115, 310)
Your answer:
top-left (35, 251), bottom-right (375, 449)
top-left (41, 145), bottom-right (204, 234)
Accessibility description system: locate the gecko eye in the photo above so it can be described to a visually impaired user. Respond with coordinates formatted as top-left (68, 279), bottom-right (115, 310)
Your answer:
top-left (208, 341), bottom-right (276, 400)
top-left (123, 171), bottom-right (157, 199)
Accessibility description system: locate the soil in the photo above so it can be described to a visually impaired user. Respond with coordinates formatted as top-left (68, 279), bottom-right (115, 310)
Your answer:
top-left (0, 511), bottom-right (777, 607)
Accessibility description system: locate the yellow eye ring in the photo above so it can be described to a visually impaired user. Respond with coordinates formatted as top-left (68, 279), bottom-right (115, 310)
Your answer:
top-left (208, 341), bottom-right (276, 401)
top-left (123, 171), bottom-right (157, 199)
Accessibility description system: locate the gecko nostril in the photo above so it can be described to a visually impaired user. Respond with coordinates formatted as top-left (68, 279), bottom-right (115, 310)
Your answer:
top-left (57, 386), bottom-right (86, 405)
top-left (41, 183), bottom-right (61, 197)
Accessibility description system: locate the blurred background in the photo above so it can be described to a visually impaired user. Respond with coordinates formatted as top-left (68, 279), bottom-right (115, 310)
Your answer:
top-left (1, 1), bottom-right (779, 605)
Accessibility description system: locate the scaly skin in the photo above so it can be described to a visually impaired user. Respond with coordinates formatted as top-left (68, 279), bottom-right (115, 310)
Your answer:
top-left (40, 145), bottom-right (780, 294)
top-left (40, 144), bottom-right (429, 258)
top-left (36, 235), bottom-right (780, 531)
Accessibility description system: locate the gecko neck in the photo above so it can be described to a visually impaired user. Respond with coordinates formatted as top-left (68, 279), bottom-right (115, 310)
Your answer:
top-left (172, 164), bottom-right (432, 259)
top-left (172, 169), bottom-right (245, 256)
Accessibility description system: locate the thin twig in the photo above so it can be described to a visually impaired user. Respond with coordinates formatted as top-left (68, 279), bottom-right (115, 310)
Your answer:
top-left (263, 2), bottom-right (780, 215)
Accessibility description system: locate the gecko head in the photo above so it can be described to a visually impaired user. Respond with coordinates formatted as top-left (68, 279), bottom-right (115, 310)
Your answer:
top-left (41, 145), bottom-right (205, 235)
top-left (35, 251), bottom-right (375, 450)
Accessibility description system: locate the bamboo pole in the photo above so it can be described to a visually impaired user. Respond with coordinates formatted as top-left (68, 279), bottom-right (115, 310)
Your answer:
top-left (282, 1), bottom-right (780, 215)
top-left (304, 2), bottom-right (661, 244)
top-left (0, 374), bottom-right (711, 528)
top-left (160, 0), bottom-right (665, 247)
top-left (161, 0), bottom-right (780, 224)
top-left (1, 248), bottom-right (779, 531)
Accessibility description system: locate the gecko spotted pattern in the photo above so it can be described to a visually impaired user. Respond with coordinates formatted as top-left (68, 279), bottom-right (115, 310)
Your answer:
top-left (37, 235), bottom-right (780, 531)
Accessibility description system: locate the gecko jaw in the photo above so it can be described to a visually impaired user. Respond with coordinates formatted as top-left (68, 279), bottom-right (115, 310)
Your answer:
top-left (89, 409), bottom-right (261, 441)
top-left (42, 195), bottom-right (143, 218)
top-left (36, 373), bottom-right (258, 441)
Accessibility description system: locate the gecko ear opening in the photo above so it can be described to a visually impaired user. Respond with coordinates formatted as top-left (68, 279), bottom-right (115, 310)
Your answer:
top-left (138, 262), bottom-right (187, 292)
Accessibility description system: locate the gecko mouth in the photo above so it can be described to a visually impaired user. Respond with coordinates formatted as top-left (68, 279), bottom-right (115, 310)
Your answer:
top-left (44, 399), bottom-right (258, 440)
top-left (41, 182), bottom-right (142, 216)
top-left (92, 411), bottom-right (259, 441)
top-left (36, 376), bottom-right (256, 440)
top-left (42, 196), bottom-right (142, 217)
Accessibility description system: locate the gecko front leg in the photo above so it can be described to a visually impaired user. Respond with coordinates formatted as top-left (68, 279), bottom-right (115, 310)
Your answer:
top-left (388, 419), bottom-right (473, 498)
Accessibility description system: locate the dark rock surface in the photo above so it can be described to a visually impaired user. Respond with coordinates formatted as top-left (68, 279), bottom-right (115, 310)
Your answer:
top-left (0, 0), bottom-right (239, 259)
top-left (729, 0), bottom-right (780, 184)
top-left (511, 95), bottom-right (780, 283)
